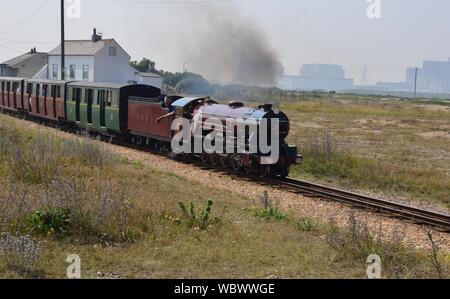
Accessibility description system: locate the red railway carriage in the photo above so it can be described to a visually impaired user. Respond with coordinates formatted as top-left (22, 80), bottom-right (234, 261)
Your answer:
top-left (127, 96), bottom-right (182, 142)
top-left (0, 77), bottom-right (24, 112)
top-left (25, 79), bottom-right (68, 121)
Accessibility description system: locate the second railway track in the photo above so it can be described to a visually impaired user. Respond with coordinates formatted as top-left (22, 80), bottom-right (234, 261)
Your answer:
top-left (276, 177), bottom-right (450, 232)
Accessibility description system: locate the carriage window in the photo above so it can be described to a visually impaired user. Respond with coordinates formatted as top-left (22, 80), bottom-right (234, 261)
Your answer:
top-left (111, 93), bottom-right (118, 107)
top-left (6, 82), bottom-right (10, 92)
top-left (85, 89), bottom-right (93, 103)
top-left (50, 85), bottom-right (55, 98)
top-left (12, 82), bottom-right (19, 93)
top-left (106, 91), bottom-right (113, 106)
top-left (71, 88), bottom-right (81, 102)
top-left (84, 89), bottom-right (91, 103)
top-left (27, 83), bottom-right (32, 94)
top-left (97, 90), bottom-right (105, 105)
top-left (1, 82), bottom-right (3, 93)
top-left (56, 86), bottom-right (61, 98)
top-left (42, 84), bottom-right (48, 96)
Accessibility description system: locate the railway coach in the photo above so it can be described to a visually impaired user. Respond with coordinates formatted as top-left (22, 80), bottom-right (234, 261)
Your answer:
top-left (64, 82), bottom-right (160, 135)
top-left (0, 77), bottom-right (24, 112)
top-left (0, 76), bottom-right (302, 177)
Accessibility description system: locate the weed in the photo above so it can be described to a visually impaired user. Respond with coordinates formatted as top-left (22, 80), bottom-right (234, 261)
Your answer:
top-left (178, 200), bottom-right (220, 230)
top-left (25, 208), bottom-right (71, 237)
top-left (254, 208), bottom-right (287, 221)
top-left (297, 217), bottom-right (317, 232)
top-left (253, 192), bottom-right (287, 221)
top-left (325, 214), bottom-right (429, 278)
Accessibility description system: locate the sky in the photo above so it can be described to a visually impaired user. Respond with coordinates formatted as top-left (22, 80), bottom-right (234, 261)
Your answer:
top-left (0, 0), bottom-right (450, 85)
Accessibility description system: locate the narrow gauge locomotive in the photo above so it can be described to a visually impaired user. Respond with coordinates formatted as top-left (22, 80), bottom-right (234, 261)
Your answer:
top-left (0, 77), bottom-right (301, 177)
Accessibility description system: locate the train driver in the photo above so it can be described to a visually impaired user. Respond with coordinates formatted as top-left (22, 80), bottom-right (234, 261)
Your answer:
top-left (157, 96), bottom-right (176, 122)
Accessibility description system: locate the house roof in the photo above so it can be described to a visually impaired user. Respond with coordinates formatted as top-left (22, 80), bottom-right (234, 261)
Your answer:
top-left (67, 81), bottom-right (134, 90)
top-left (1, 52), bottom-right (47, 67)
top-left (48, 39), bottom-right (116, 56)
top-left (136, 72), bottom-right (162, 78)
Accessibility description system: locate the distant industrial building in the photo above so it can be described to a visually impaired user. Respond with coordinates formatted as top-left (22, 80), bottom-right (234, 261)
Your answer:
top-left (278, 64), bottom-right (354, 91)
top-left (406, 59), bottom-right (450, 93)
top-left (0, 48), bottom-right (47, 78)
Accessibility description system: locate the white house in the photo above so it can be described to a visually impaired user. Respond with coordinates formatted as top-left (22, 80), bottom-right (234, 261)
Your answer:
top-left (45, 29), bottom-right (162, 89)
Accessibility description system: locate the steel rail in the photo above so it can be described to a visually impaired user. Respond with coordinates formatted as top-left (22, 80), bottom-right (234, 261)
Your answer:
top-left (278, 178), bottom-right (450, 232)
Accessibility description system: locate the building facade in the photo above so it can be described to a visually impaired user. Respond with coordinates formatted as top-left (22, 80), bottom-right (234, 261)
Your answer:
top-left (278, 64), bottom-right (353, 91)
top-left (0, 48), bottom-right (47, 78)
top-left (405, 59), bottom-right (450, 94)
top-left (45, 29), bottom-right (162, 89)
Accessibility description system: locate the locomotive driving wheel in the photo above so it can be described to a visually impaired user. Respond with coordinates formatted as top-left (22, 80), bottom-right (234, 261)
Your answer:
top-left (229, 155), bottom-right (243, 172)
top-left (258, 165), bottom-right (272, 178)
top-left (210, 154), bottom-right (218, 166)
top-left (218, 156), bottom-right (228, 168)
top-left (200, 153), bottom-right (209, 164)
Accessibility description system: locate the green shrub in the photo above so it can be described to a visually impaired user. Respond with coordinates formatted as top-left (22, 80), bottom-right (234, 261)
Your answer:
top-left (254, 208), bottom-right (287, 221)
top-left (297, 217), bottom-right (317, 231)
top-left (178, 200), bottom-right (220, 230)
top-left (26, 208), bottom-right (71, 236)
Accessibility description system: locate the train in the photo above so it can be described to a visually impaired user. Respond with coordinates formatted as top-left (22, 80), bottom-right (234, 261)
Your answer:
top-left (0, 76), bottom-right (302, 177)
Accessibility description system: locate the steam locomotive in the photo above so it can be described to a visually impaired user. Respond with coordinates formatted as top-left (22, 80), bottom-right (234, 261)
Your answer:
top-left (0, 76), bottom-right (301, 177)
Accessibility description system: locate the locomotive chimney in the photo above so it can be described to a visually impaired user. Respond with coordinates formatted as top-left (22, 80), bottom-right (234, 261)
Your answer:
top-left (92, 28), bottom-right (102, 42)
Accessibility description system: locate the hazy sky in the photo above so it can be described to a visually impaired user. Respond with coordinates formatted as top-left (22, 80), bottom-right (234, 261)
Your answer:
top-left (1, 0), bottom-right (450, 85)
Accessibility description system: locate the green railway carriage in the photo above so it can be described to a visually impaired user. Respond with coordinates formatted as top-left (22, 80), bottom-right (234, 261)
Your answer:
top-left (65, 82), bottom-right (160, 134)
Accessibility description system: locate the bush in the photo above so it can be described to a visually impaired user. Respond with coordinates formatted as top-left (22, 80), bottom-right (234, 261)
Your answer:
top-left (26, 208), bottom-right (71, 237)
top-left (61, 137), bottom-right (116, 168)
top-left (0, 232), bottom-right (39, 274)
top-left (325, 214), bottom-right (431, 278)
top-left (297, 217), bottom-right (317, 232)
top-left (178, 200), bottom-right (220, 230)
top-left (7, 135), bottom-right (63, 185)
top-left (253, 191), bottom-right (287, 221)
top-left (254, 208), bottom-right (287, 221)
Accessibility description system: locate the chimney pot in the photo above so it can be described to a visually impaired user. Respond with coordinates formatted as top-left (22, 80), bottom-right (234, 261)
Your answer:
top-left (92, 28), bottom-right (102, 42)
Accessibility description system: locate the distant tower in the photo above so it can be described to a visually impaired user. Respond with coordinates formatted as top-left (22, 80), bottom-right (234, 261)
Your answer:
top-left (361, 66), bottom-right (368, 86)
top-left (182, 62), bottom-right (188, 73)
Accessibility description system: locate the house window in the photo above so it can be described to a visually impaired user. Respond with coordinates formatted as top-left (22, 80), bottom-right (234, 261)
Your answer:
top-left (70, 64), bottom-right (76, 79)
top-left (82, 65), bottom-right (89, 80)
top-left (108, 47), bottom-right (117, 56)
top-left (52, 64), bottom-right (58, 79)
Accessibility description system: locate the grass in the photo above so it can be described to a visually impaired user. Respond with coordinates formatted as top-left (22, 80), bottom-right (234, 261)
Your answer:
top-left (281, 97), bottom-right (450, 210)
top-left (0, 113), bottom-right (448, 279)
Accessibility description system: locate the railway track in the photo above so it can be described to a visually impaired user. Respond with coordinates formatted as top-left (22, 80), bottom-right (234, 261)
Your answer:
top-left (2, 109), bottom-right (450, 232)
top-left (276, 177), bottom-right (450, 232)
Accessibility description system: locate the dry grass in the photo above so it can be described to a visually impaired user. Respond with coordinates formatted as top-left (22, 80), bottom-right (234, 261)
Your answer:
top-left (282, 97), bottom-right (450, 210)
top-left (0, 113), bottom-right (448, 279)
